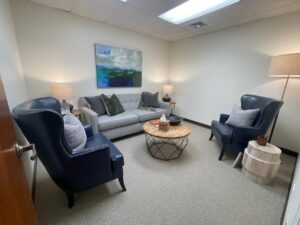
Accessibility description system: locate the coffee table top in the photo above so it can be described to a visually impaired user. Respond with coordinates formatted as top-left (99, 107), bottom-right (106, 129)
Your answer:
top-left (143, 122), bottom-right (191, 139)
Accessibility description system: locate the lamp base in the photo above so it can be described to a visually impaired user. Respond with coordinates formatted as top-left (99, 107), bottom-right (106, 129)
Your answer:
top-left (162, 95), bottom-right (171, 102)
top-left (61, 100), bottom-right (73, 112)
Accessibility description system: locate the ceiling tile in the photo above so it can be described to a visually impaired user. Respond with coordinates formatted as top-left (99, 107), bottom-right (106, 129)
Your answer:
top-left (72, 0), bottom-right (121, 21)
top-left (156, 27), bottom-right (196, 41)
top-left (255, 1), bottom-right (300, 20)
top-left (105, 4), bottom-right (153, 30)
top-left (133, 17), bottom-right (176, 34)
top-left (28, 0), bottom-right (300, 41)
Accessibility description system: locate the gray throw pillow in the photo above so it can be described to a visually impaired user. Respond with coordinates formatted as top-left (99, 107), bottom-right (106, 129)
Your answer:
top-left (140, 92), bottom-right (160, 108)
top-left (85, 96), bottom-right (106, 116)
top-left (63, 111), bottom-right (87, 154)
top-left (225, 105), bottom-right (260, 127)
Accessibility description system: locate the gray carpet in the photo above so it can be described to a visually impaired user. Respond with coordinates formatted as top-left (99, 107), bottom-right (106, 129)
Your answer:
top-left (35, 122), bottom-right (295, 225)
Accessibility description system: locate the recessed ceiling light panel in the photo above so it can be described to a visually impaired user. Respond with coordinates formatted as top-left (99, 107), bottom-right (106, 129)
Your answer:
top-left (159, 0), bottom-right (240, 24)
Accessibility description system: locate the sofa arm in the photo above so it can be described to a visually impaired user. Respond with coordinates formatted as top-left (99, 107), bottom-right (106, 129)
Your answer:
top-left (80, 106), bottom-right (98, 134)
top-left (219, 114), bottom-right (230, 123)
top-left (159, 101), bottom-right (170, 110)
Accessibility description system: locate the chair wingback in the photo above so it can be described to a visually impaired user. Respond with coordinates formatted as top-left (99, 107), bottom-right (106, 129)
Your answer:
top-left (12, 97), bottom-right (73, 186)
top-left (241, 94), bottom-right (283, 133)
top-left (15, 97), bottom-right (62, 113)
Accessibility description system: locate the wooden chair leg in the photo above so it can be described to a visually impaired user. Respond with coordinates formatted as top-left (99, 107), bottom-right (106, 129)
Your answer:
top-left (118, 176), bottom-right (127, 192)
top-left (66, 192), bottom-right (74, 209)
top-left (218, 148), bottom-right (225, 161)
top-left (209, 132), bottom-right (214, 141)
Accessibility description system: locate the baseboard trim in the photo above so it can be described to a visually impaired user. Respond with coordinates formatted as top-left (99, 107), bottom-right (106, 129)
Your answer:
top-left (280, 147), bottom-right (298, 158)
top-left (280, 154), bottom-right (298, 225)
top-left (180, 116), bottom-right (299, 157)
top-left (181, 117), bottom-right (211, 129)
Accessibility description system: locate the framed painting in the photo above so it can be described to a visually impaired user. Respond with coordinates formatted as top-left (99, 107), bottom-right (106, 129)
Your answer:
top-left (95, 44), bottom-right (142, 88)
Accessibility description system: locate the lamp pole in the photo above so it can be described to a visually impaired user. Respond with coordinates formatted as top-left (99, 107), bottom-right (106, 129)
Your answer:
top-left (268, 75), bottom-right (290, 142)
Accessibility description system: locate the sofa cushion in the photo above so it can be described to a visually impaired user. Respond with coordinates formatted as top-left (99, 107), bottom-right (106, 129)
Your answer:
top-left (98, 111), bottom-right (139, 131)
top-left (131, 108), bottom-right (167, 122)
top-left (85, 132), bottom-right (124, 170)
top-left (102, 94), bottom-right (125, 116)
top-left (211, 120), bottom-right (234, 144)
top-left (116, 94), bottom-right (141, 110)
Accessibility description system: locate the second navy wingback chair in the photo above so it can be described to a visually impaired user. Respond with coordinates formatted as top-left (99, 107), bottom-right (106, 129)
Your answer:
top-left (12, 97), bottom-right (126, 208)
top-left (209, 94), bottom-right (283, 161)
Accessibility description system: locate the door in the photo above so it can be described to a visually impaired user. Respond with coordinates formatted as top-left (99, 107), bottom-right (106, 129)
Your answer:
top-left (0, 76), bottom-right (39, 225)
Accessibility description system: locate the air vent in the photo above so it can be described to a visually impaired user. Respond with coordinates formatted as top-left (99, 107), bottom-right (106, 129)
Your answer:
top-left (191, 21), bottom-right (207, 29)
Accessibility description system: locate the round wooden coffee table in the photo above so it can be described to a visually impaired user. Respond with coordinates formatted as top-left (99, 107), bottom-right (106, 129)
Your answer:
top-left (143, 122), bottom-right (191, 160)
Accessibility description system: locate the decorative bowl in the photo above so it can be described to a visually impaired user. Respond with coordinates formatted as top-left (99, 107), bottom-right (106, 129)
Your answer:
top-left (166, 115), bottom-right (183, 125)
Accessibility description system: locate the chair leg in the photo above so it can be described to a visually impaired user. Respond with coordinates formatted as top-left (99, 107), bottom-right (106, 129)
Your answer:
top-left (233, 152), bottom-right (243, 168)
top-left (66, 192), bottom-right (74, 209)
top-left (218, 147), bottom-right (225, 161)
top-left (118, 176), bottom-right (127, 192)
top-left (209, 132), bottom-right (214, 141)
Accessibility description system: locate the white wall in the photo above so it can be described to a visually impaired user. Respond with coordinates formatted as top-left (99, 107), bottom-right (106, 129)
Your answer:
top-left (0, 0), bottom-right (28, 108)
top-left (170, 12), bottom-right (300, 152)
top-left (0, 0), bottom-right (34, 188)
top-left (10, 0), bottom-right (170, 106)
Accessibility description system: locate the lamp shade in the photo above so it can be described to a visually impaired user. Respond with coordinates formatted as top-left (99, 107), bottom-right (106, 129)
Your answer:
top-left (50, 84), bottom-right (74, 101)
top-left (268, 53), bottom-right (300, 77)
top-left (162, 84), bottom-right (173, 95)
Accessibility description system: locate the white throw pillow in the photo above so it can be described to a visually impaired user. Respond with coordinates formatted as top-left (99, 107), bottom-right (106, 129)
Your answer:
top-left (63, 111), bottom-right (87, 153)
top-left (225, 104), bottom-right (260, 127)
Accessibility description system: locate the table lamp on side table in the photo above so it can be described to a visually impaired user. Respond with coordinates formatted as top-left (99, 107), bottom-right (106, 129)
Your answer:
top-left (268, 53), bottom-right (300, 142)
top-left (50, 84), bottom-right (74, 113)
top-left (162, 84), bottom-right (173, 102)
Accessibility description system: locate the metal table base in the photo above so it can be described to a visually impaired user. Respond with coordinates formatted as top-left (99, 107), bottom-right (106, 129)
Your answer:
top-left (145, 133), bottom-right (189, 161)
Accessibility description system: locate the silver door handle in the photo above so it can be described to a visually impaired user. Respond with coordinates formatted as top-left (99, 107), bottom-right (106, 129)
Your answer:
top-left (15, 143), bottom-right (37, 160)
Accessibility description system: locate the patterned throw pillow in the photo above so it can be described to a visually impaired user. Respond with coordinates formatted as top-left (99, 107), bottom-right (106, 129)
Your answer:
top-left (63, 111), bottom-right (87, 154)
top-left (85, 96), bottom-right (106, 116)
top-left (101, 94), bottom-right (125, 116)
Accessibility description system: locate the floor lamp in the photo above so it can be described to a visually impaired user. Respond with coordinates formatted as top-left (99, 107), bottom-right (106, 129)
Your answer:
top-left (268, 53), bottom-right (300, 142)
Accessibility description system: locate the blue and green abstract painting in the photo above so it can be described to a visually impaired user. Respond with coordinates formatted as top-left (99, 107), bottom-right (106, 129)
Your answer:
top-left (95, 44), bottom-right (142, 88)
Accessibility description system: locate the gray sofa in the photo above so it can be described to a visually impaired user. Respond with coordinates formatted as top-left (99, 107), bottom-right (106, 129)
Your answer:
top-left (79, 93), bottom-right (170, 140)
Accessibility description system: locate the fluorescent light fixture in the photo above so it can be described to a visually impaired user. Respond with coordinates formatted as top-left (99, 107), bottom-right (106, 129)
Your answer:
top-left (120, 0), bottom-right (128, 2)
top-left (159, 0), bottom-right (240, 24)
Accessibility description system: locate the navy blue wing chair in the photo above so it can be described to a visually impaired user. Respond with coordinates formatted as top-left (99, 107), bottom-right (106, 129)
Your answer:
top-left (209, 94), bottom-right (283, 161)
top-left (12, 97), bottom-right (126, 208)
